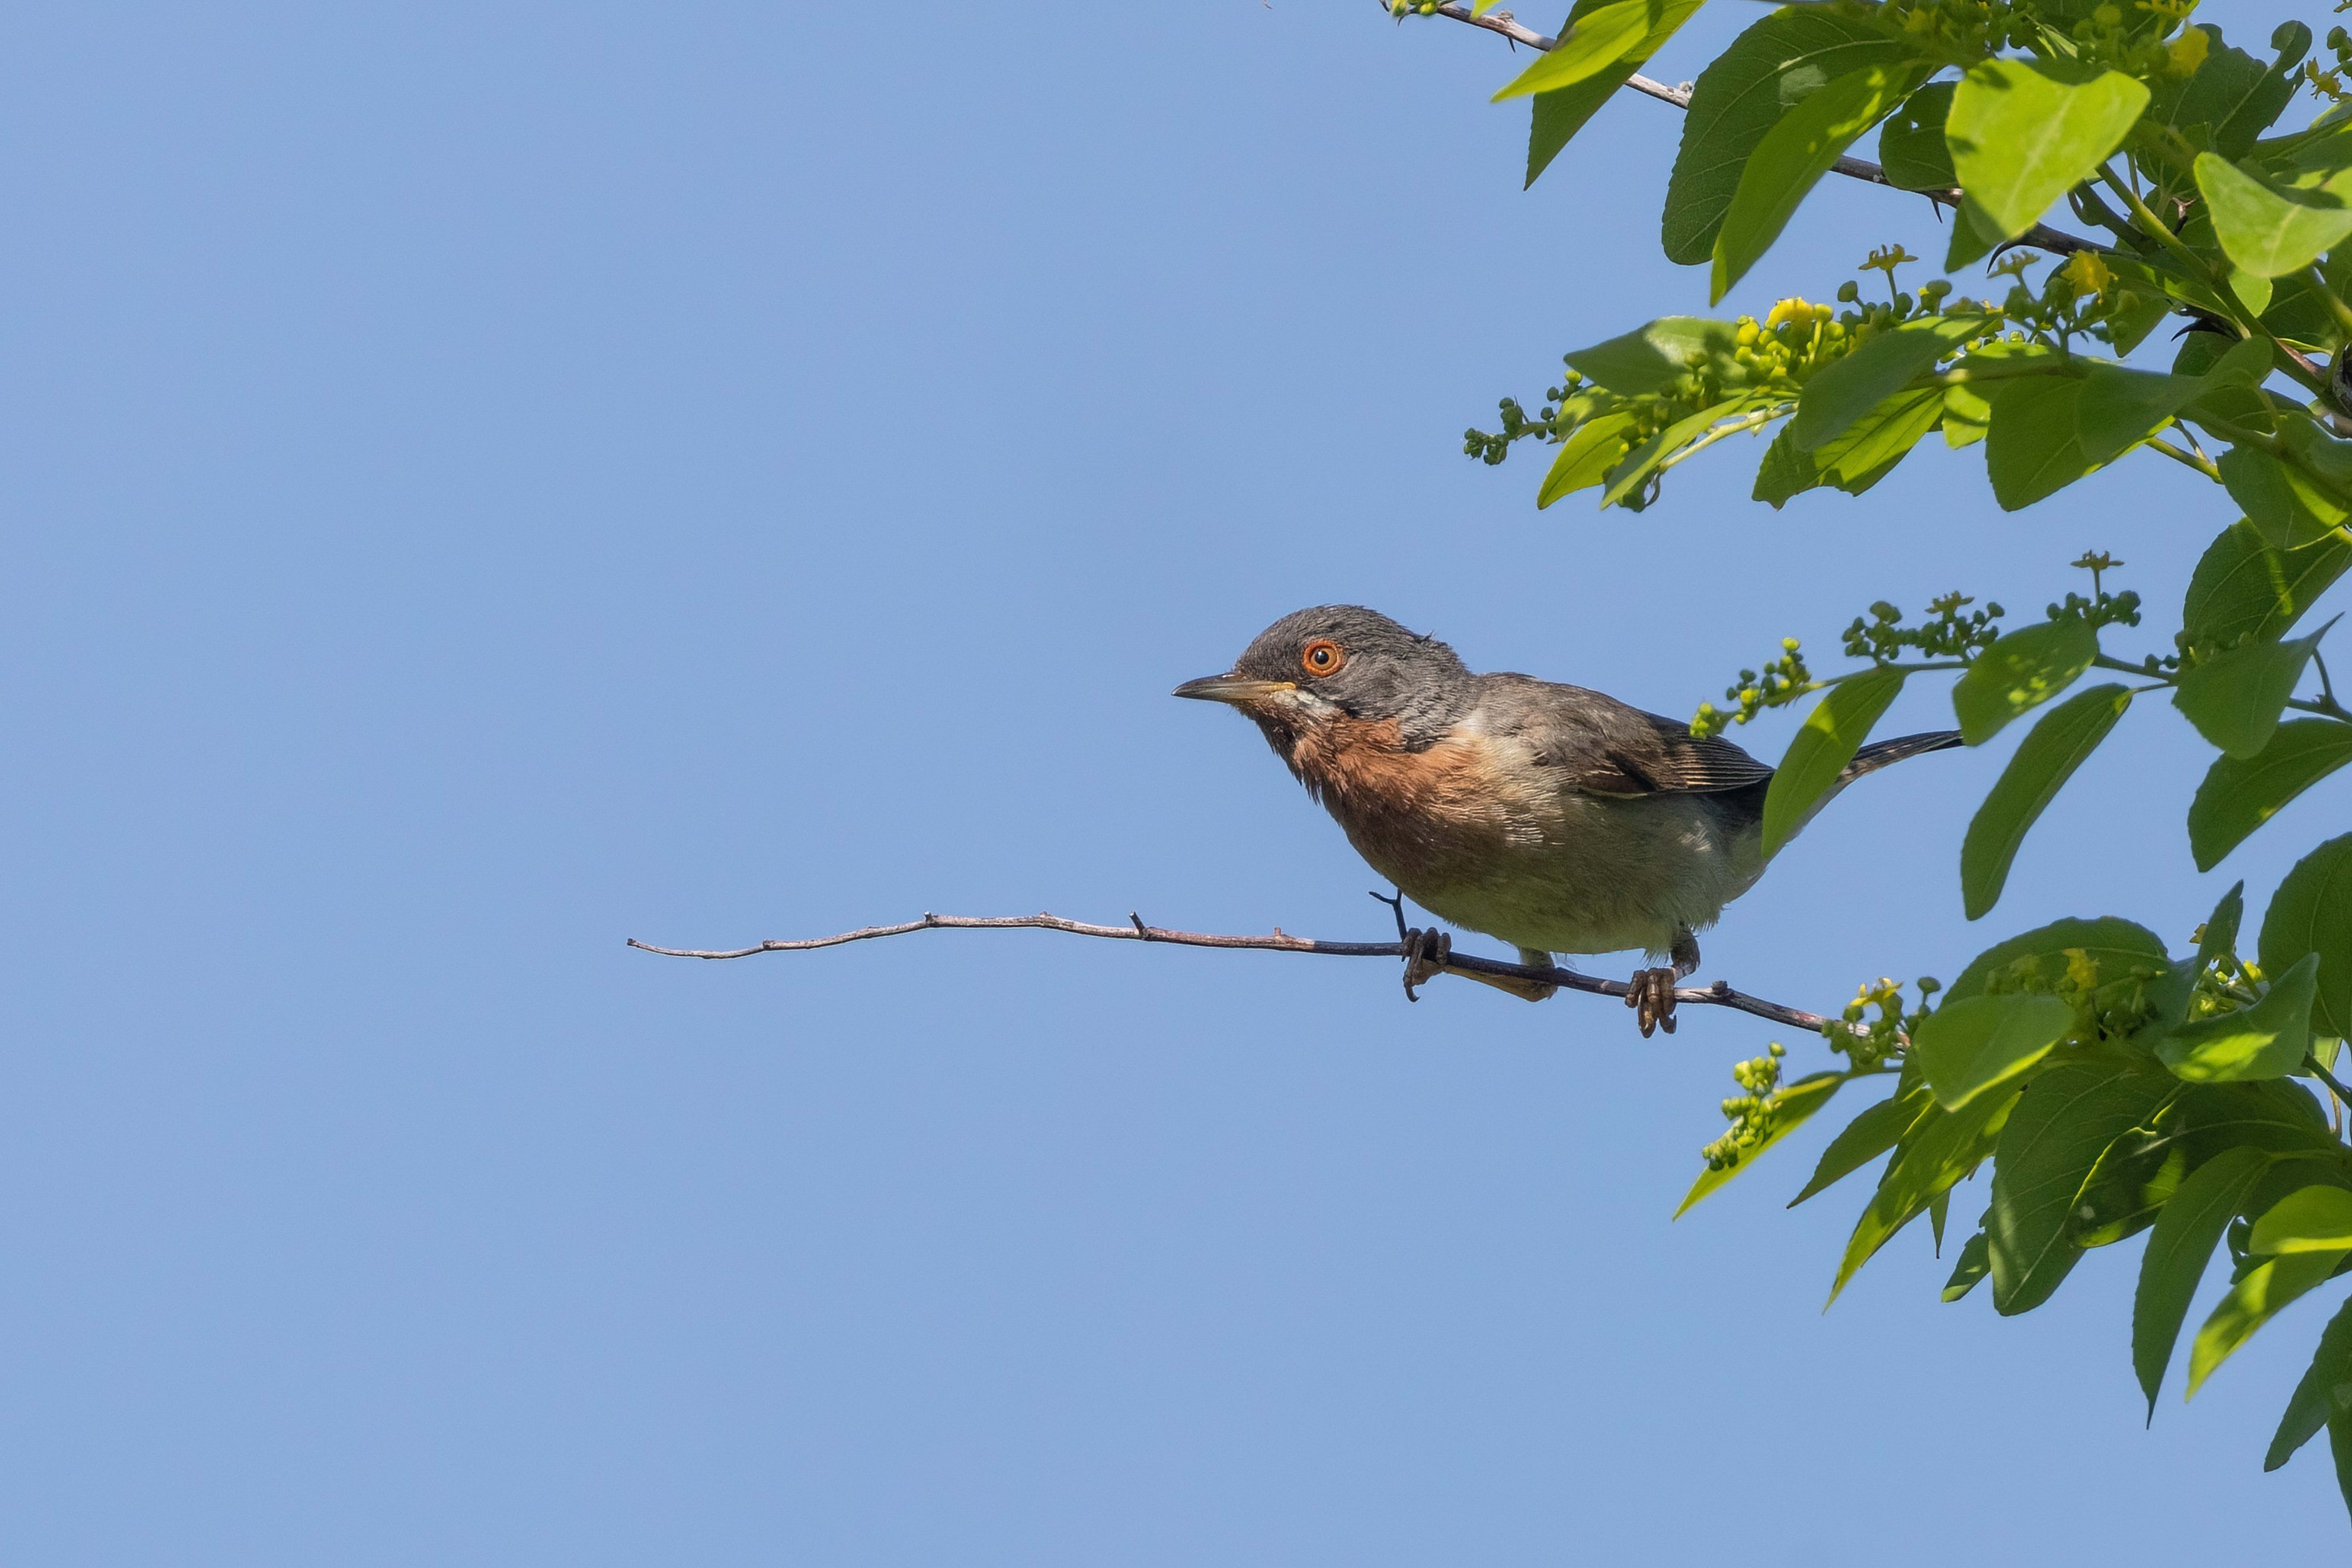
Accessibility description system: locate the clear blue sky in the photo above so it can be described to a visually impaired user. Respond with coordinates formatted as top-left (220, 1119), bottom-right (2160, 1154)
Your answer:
top-left (7, 2), bottom-right (2345, 1560)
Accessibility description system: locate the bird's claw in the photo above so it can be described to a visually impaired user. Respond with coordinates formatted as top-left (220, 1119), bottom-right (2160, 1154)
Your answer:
top-left (1627, 967), bottom-right (1680, 1037)
top-left (1401, 927), bottom-right (1451, 1001)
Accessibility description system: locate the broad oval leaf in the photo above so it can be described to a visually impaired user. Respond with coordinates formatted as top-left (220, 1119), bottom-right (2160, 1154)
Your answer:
top-left (2195, 150), bottom-right (2352, 278)
top-left (2260, 832), bottom-right (2352, 1038)
top-left (1491, 0), bottom-right (1656, 102)
top-left (1986, 1060), bottom-right (2180, 1315)
top-left (1945, 915), bottom-right (2172, 1004)
top-left (1951, 619), bottom-right (2100, 745)
top-left (1912, 993), bottom-right (2076, 1110)
top-left (1762, 666), bottom-right (1905, 856)
top-left (1525, 0), bottom-right (1709, 186)
top-left (2265, 1294), bottom-right (2352, 1471)
top-left (2182, 520), bottom-right (2352, 650)
top-left (1710, 63), bottom-right (1927, 303)
top-left (1960, 683), bottom-right (2132, 920)
top-left (1662, 7), bottom-right (1911, 264)
top-left (2188, 719), bottom-right (2352, 869)
top-left (2134, 1144), bottom-right (2271, 1414)
top-left (2174, 619), bottom-right (2333, 758)
top-left (2189, 1244), bottom-right (2350, 1397)
top-left (2252, 1183), bottom-right (2352, 1253)
top-left (1946, 61), bottom-right (2151, 244)
top-left (2216, 446), bottom-right (2349, 551)
top-left (1565, 316), bottom-right (1737, 395)
top-left (1791, 315), bottom-right (1978, 452)
top-left (2158, 951), bottom-right (2322, 1082)
top-left (1877, 79), bottom-right (1956, 191)
top-left (1538, 412), bottom-right (1641, 507)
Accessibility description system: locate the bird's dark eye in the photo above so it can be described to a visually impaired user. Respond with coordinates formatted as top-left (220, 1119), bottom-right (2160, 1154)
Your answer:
top-left (1300, 639), bottom-right (1345, 677)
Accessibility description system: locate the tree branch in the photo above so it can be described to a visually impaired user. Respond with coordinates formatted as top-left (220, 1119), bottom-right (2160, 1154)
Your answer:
top-left (628, 910), bottom-right (1835, 1034)
top-left (1419, 2), bottom-right (2105, 258)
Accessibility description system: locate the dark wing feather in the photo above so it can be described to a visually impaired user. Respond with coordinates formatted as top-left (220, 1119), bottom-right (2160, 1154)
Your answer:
top-left (1478, 675), bottom-right (1773, 797)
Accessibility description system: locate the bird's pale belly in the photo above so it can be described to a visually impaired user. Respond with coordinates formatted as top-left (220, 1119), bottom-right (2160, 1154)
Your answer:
top-left (1336, 790), bottom-right (1765, 960)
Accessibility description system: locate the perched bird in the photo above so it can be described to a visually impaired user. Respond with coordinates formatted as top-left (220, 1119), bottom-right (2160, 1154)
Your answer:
top-left (1175, 605), bottom-right (1958, 1034)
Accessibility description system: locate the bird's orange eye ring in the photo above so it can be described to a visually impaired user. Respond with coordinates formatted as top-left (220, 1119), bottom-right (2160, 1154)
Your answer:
top-left (1300, 639), bottom-right (1345, 677)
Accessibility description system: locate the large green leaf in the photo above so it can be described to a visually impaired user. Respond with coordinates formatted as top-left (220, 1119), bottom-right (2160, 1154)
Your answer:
top-left (1761, 666), bottom-right (1904, 855)
top-left (2195, 150), bottom-right (2352, 278)
top-left (2134, 1144), bottom-right (2271, 1414)
top-left (1945, 61), bottom-right (2150, 245)
top-left (1831, 1085), bottom-right (2021, 1303)
top-left (1789, 1082), bottom-right (1931, 1206)
top-left (2174, 1078), bottom-right (2339, 1162)
top-left (1565, 316), bottom-right (1737, 394)
top-left (1661, 7), bottom-right (1912, 264)
top-left (1538, 411), bottom-right (1641, 507)
top-left (1960, 684), bottom-right (2132, 920)
top-left (2152, 25), bottom-right (2300, 162)
top-left (2252, 1184), bottom-right (2352, 1253)
top-left (1674, 1071), bottom-right (1847, 1216)
top-left (1877, 79), bottom-right (1956, 191)
top-left (1525, 0), bottom-right (1709, 186)
top-left (1951, 619), bottom-right (2100, 745)
top-left (2260, 833), bottom-right (2352, 1038)
top-left (1945, 916), bottom-right (2172, 1004)
top-left (1710, 63), bottom-right (1927, 303)
top-left (2158, 952), bottom-right (2322, 1082)
top-left (2189, 721), bottom-right (2352, 869)
top-left (2069, 1111), bottom-right (2190, 1248)
top-left (2189, 1243), bottom-right (2350, 1397)
top-left (1491, 0), bottom-right (1657, 101)
top-left (1790, 315), bottom-right (1978, 452)
top-left (1987, 1060), bottom-right (2180, 1315)
top-left (2182, 520), bottom-right (2352, 650)
top-left (1600, 398), bottom-right (1751, 507)
top-left (2217, 446), bottom-right (2349, 551)
top-left (2173, 620), bottom-right (2332, 758)
top-left (1980, 364), bottom-right (2204, 510)
top-left (2266, 1294), bottom-right (2352, 1471)
top-left (1911, 993), bottom-right (2076, 1110)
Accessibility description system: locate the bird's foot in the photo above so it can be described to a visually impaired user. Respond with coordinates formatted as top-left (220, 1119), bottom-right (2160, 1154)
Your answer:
top-left (1401, 927), bottom-right (1451, 1001)
top-left (1627, 967), bottom-right (1681, 1037)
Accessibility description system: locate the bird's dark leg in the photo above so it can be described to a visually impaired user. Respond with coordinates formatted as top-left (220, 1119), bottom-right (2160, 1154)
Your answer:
top-left (1627, 929), bottom-right (1701, 1037)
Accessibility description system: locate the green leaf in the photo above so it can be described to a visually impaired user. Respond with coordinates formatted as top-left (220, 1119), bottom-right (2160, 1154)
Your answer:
top-left (2069, 1110), bottom-right (2190, 1247)
top-left (2196, 149), bottom-right (2352, 279)
top-left (1791, 315), bottom-right (1978, 452)
top-left (2260, 833), bottom-right (2352, 1038)
top-left (1979, 364), bottom-right (2203, 511)
top-left (1877, 80), bottom-right (1956, 192)
top-left (2199, 882), bottom-right (2247, 976)
top-left (1538, 412), bottom-right (1641, 507)
top-left (1987, 1060), bottom-right (2181, 1315)
top-left (1565, 316), bottom-right (1737, 394)
top-left (1942, 1228), bottom-right (1991, 1301)
top-left (1761, 666), bottom-right (1905, 856)
top-left (1661, 8), bottom-right (1912, 264)
top-left (2188, 1243), bottom-right (2350, 1397)
top-left (2182, 520), bottom-right (2352, 650)
top-left (1943, 383), bottom-right (1990, 448)
top-left (2216, 446), bottom-right (2349, 552)
top-left (2189, 720), bottom-right (2352, 869)
top-left (1960, 683), bottom-right (2132, 920)
top-left (1789, 1082), bottom-right (1931, 1207)
top-left (2152, 26), bottom-right (2300, 163)
top-left (1912, 993), bottom-right (2077, 1110)
top-left (1491, 0), bottom-right (1656, 101)
top-left (2333, 1402), bottom-right (2352, 1525)
top-left (2134, 1144), bottom-right (2271, 1414)
top-left (1951, 619), bottom-right (2100, 745)
top-left (2267, 1294), bottom-right (2352, 1471)
top-left (2174, 1078), bottom-right (2338, 1161)
top-left (2173, 619), bottom-right (2333, 758)
top-left (1751, 423), bottom-right (1817, 508)
top-left (1525, 0), bottom-right (1709, 185)
top-left (1831, 1085), bottom-right (2021, 1303)
top-left (1599, 398), bottom-right (1749, 508)
top-left (1945, 61), bottom-right (2150, 245)
top-left (1810, 386), bottom-right (1944, 490)
top-left (2159, 951), bottom-right (2321, 1082)
top-left (1945, 915), bottom-right (2173, 1004)
top-left (1710, 63), bottom-right (1927, 303)
top-left (1674, 1071), bottom-right (1848, 1216)
top-left (2252, 1184), bottom-right (2352, 1253)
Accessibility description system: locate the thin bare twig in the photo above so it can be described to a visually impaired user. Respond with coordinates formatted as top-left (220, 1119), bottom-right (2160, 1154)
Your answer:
top-left (1419, 1), bottom-right (2105, 257)
top-left (628, 910), bottom-right (1834, 1034)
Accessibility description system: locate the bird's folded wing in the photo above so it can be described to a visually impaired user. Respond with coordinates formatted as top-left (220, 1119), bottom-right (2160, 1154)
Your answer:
top-left (1492, 677), bottom-right (1773, 797)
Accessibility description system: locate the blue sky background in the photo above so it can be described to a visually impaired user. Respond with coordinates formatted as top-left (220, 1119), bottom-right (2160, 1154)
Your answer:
top-left (6, 1), bottom-right (2348, 1560)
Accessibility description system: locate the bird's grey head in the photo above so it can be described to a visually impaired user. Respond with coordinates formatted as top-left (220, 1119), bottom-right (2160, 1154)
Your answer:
top-left (1173, 604), bottom-right (1473, 751)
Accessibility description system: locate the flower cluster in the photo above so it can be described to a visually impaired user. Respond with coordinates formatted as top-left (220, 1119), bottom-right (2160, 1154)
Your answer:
top-left (1691, 638), bottom-right (1813, 738)
top-left (1841, 591), bottom-right (2009, 663)
top-left (1700, 1041), bottom-right (1790, 1173)
top-left (1823, 976), bottom-right (1931, 1070)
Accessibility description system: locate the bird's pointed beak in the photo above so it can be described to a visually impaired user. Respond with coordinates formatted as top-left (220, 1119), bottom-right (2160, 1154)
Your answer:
top-left (1173, 674), bottom-right (1296, 705)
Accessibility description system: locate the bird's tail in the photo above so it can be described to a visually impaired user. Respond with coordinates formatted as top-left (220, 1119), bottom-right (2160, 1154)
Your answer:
top-left (1839, 729), bottom-right (1963, 784)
